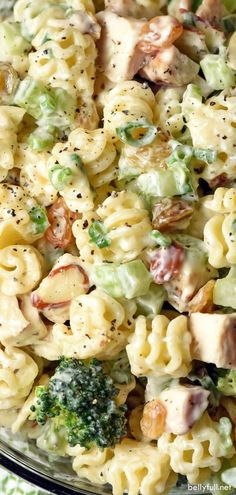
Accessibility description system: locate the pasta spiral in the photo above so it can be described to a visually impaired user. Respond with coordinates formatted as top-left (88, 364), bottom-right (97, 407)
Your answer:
top-left (204, 213), bottom-right (236, 268)
top-left (0, 245), bottom-right (42, 296)
top-left (16, 144), bottom-right (57, 206)
top-left (67, 127), bottom-right (117, 188)
top-left (158, 413), bottom-right (235, 484)
top-left (204, 187), bottom-right (236, 214)
top-left (68, 444), bottom-right (113, 485)
top-left (104, 438), bottom-right (177, 495)
top-left (96, 191), bottom-right (152, 263)
top-left (126, 315), bottom-right (192, 378)
top-left (0, 106), bottom-right (25, 182)
top-left (0, 347), bottom-right (38, 410)
top-left (103, 81), bottom-right (155, 141)
top-left (48, 142), bottom-right (94, 212)
top-left (0, 184), bottom-right (45, 248)
top-left (154, 87), bottom-right (185, 139)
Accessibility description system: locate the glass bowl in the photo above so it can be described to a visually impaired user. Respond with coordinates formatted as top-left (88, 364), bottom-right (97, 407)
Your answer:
top-left (0, 427), bottom-right (204, 495)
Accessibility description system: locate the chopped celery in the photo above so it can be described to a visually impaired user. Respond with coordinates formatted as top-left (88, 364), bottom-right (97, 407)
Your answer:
top-left (168, 161), bottom-right (193, 195)
top-left (117, 260), bottom-right (151, 299)
top-left (0, 21), bottom-right (31, 57)
top-left (213, 267), bottom-right (236, 309)
top-left (14, 78), bottom-right (51, 119)
top-left (92, 260), bottom-right (151, 299)
top-left (92, 264), bottom-right (123, 298)
top-left (132, 170), bottom-right (181, 201)
top-left (200, 55), bottom-right (235, 90)
top-left (135, 284), bottom-right (166, 316)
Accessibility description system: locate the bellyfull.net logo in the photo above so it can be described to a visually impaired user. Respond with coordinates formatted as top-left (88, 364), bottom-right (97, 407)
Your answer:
top-left (188, 483), bottom-right (233, 492)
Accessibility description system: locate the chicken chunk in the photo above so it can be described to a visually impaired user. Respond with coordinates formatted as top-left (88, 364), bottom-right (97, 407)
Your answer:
top-left (96, 10), bottom-right (145, 83)
top-left (104, 0), bottom-right (165, 19)
top-left (190, 313), bottom-right (236, 369)
top-left (159, 384), bottom-right (209, 435)
top-left (139, 45), bottom-right (199, 86)
top-left (196, 0), bottom-right (223, 27)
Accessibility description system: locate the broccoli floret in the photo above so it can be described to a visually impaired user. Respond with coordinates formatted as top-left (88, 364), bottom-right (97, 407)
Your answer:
top-left (31, 358), bottom-right (127, 449)
top-left (217, 370), bottom-right (236, 397)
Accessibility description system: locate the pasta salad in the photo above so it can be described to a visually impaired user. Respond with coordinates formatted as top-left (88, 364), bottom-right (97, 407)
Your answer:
top-left (1, 0), bottom-right (236, 494)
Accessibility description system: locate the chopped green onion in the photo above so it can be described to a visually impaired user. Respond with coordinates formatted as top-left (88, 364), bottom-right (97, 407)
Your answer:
top-left (71, 153), bottom-right (82, 166)
top-left (222, 14), bottom-right (236, 32)
top-left (29, 207), bottom-right (49, 234)
top-left (28, 126), bottom-right (55, 150)
top-left (151, 230), bottom-right (172, 247)
top-left (49, 165), bottom-right (73, 190)
top-left (116, 119), bottom-right (157, 147)
top-left (193, 148), bottom-right (217, 163)
top-left (168, 145), bottom-right (193, 165)
top-left (88, 220), bottom-right (110, 249)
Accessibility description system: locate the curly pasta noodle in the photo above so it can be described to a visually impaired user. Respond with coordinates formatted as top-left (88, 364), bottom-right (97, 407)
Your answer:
top-left (0, 106), bottom-right (25, 182)
top-left (67, 128), bottom-right (117, 188)
top-left (204, 213), bottom-right (236, 268)
top-left (126, 314), bottom-right (192, 378)
top-left (204, 188), bottom-right (236, 214)
top-left (68, 444), bottom-right (113, 485)
top-left (186, 90), bottom-right (236, 183)
top-left (16, 144), bottom-right (57, 206)
top-left (158, 413), bottom-right (235, 484)
top-left (0, 245), bottom-right (42, 296)
top-left (104, 438), bottom-right (177, 495)
top-left (48, 142), bottom-right (94, 213)
top-left (154, 87), bottom-right (185, 139)
top-left (33, 289), bottom-right (129, 360)
top-left (0, 347), bottom-right (38, 410)
top-left (0, 184), bottom-right (45, 248)
top-left (96, 191), bottom-right (152, 263)
top-left (103, 81), bottom-right (155, 141)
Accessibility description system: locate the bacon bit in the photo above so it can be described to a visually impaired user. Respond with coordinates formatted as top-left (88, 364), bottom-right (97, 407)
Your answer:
top-left (45, 197), bottom-right (80, 249)
top-left (208, 173), bottom-right (229, 190)
top-left (188, 280), bottom-right (215, 314)
top-left (31, 292), bottom-right (70, 310)
top-left (209, 405), bottom-right (229, 423)
top-left (152, 198), bottom-right (194, 232)
top-left (137, 15), bottom-right (183, 55)
top-left (140, 399), bottom-right (167, 439)
top-left (221, 397), bottom-right (236, 426)
top-left (150, 242), bottom-right (185, 284)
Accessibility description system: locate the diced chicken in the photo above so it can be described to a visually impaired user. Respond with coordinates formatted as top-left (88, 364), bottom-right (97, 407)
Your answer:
top-left (137, 16), bottom-right (183, 55)
top-left (104, 0), bottom-right (164, 20)
top-left (96, 10), bottom-right (145, 83)
top-left (159, 384), bottom-right (209, 435)
top-left (139, 45), bottom-right (199, 86)
top-left (190, 313), bottom-right (236, 369)
top-left (196, 0), bottom-right (223, 27)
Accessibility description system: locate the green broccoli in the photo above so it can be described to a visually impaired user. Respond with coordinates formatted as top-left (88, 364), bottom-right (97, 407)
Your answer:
top-left (31, 357), bottom-right (127, 449)
top-left (217, 370), bottom-right (236, 397)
